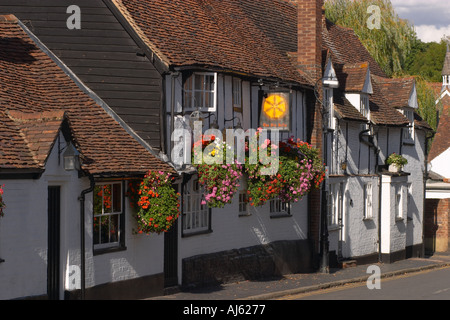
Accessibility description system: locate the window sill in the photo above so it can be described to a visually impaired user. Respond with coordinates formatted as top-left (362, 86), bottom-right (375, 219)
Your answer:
top-left (239, 212), bottom-right (252, 217)
top-left (395, 217), bottom-right (404, 222)
top-left (182, 229), bottom-right (213, 238)
top-left (94, 246), bottom-right (127, 256)
top-left (402, 140), bottom-right (415, 146)
top-left (329, 225), bottom-right (341, 231)
top-left (270, 213), bottom-right (292, 219)
top-left (363, 217), bottom-right (374, 222)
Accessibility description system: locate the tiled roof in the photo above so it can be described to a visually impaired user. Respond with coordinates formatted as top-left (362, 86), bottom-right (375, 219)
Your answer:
top-left (112, 0), bottom-right (423, 129)
top-left (333, 92), bottom-right (368, 122)
top-left (429, 95), bottom-right (450, 161)
top-left (0, 110), bottom-right (39, 170)
top-left (4, 110), bottom-right (66, 169)
top-left (414, 112), bottom-right (433, 131)
top-left (369, 78), bottom-right (410, 126)
top-left (334, 62), bottom-right (370, 92)
top-left (322, 20), bottom-right (386, 78)
top-left (113, 0), bottom-right (425, 128)
top-left (0, 16), bottom-right (174, 176)
top-left (113, 0), bottom-right (312, 86)
top-left (322, 20), bottom-right (413, 127)
top-left (371, 75), bottom-right (415, 109)
top-left (428, 82), bottom-right (444, 98)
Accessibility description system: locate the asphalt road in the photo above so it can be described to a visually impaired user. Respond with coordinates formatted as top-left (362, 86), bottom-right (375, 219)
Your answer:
top-left (281, 266), bottom-right (450, 300)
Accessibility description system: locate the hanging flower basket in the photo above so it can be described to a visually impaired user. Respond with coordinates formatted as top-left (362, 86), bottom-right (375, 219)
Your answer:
top-left (193, 134), bottom-right (243, 208)
top-left (127, 171), bottom-right (180, 235)
top-left (0, 185), bottom-right (5, 218)
top-left (245, 131), bottom-right (325, 207)
top-left (190, 129), bottom-right (325, 210)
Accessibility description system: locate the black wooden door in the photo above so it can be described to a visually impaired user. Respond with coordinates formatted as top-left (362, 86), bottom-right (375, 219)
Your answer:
top-left (48, 186), bottom-right (61, 300)
top-left (164, 220), bottom-right (178, 288)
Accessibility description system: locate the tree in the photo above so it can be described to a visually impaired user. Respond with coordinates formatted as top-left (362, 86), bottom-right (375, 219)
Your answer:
top-left (405, 41), bottom-right (447, 83)
top-left (324, 0), bottom-right (417, 77)
top-left (324, 0), bottom-right (441, 131)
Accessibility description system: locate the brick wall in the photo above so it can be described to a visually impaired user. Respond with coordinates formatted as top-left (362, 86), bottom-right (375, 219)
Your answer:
top-left (295, 0), bottom-right (324, 81)
top-left (425, 198), bottom-right (450, 253)
top-left (293, 0), bottom-right (325, 254)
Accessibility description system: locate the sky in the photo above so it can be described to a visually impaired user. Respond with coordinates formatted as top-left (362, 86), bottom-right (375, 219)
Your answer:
top-left (390, 0), bottom-right (450, 43)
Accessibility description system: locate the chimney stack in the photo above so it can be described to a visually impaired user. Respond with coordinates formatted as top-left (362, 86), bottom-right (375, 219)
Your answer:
top-left (296, 0), bottom-right (324, 82)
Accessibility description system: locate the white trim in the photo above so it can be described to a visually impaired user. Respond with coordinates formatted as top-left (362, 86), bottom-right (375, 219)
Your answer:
top-left (408, 83), bottom-right (419, 109)
top-left (184, 72), bottom-right (218, 112)
top-left (436, 89), bottom-right (450, 105)
top-left (93, 181), bottom-right (124, 250)
top-left (323, 58), bottom-right (339, 88)
top-left (362, 68), bottom-right (373, 95)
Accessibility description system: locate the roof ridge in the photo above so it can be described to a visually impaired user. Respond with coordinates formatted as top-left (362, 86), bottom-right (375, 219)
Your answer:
top-left (6, 110), bottom-right (66, 123)
top-left (109, 0), bottom-right (171, 68)
top-left (0, 14), bottom-right (18, 23)
top-left (4, 111), bottom-right (42, 168)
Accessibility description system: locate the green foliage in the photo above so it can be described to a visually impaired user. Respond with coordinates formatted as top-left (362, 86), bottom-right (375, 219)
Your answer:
top-left (130, 171), bottom-right (180, 235)
top-left (386, 152), bottom-right (408, 167)
top-left (415, 76), bottom-right (439, 131)
top-left (324, 0), bottom-right (417, 77)
top-left (405, 41), bottom-right (447, 82)
top-left (324, 0), bottom-right (444, 132)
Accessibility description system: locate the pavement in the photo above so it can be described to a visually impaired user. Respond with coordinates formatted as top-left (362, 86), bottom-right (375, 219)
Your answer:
top-left (148, 250), bottom-right (450, 300)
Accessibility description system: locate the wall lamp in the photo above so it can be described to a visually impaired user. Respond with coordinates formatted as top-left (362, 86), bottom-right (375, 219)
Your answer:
top-left (63, 143), bottom-right (81, 171)
top-left (224, 115), bottom-right (243, 130)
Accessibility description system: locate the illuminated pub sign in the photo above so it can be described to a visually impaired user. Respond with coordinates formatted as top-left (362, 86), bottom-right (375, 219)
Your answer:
top-left (259, 92), bottom-right (290, 131)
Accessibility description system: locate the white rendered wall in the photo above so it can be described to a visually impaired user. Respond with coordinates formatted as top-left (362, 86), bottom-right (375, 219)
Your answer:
top-left (430, 148), bottom-right (450, 179)
top-left (0, 133), bottom-right (165, 299)
top-left (177, 179), bottom-right (309, 283)
top-left (402, 129), bottom-right (426, 248)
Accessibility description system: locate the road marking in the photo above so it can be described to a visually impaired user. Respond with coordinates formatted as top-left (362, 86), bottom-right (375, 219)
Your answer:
top-left (433, 288), bottom-right (450, 295)
top-left (278, 266), bottom-right (450, 300)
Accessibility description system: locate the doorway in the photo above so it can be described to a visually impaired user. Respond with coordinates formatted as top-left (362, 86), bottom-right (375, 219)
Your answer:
top-left (48, 186), bottom-right (61, 300)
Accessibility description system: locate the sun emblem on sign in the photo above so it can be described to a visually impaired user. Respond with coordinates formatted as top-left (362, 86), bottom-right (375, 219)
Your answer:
top-left (263, 94), bottom-right (288, 119)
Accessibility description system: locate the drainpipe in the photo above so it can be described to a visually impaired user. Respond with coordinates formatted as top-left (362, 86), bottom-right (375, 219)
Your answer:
top-left (78, 174), bottom-right (95, 300)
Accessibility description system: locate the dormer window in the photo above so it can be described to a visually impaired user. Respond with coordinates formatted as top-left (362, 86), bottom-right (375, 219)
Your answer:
top-left (402, 107), bottom-right (415, 142)
top-left (184, 72), bottom-right (217, 112)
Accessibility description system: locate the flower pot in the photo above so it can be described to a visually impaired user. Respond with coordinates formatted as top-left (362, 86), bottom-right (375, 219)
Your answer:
top-left (388, 164), bottom-right (400, 173)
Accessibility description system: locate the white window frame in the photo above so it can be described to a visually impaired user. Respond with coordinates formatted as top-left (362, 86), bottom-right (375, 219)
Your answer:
top-left (238, 191), bottom-right (251, 216)
top-left (360, 94), bottom-right (370, 119)
top-left (395, 184), bottom-right (404, 221)
top-left (364, 183), bottom-right (373, 220)
top-left (93, 182), bottom-right (123, 251)
top-left (269, 197), bottom-right (291, 217)
top-left (329, 182), bottom-right (342, 227)
top-left (184, 72), bottom-right (218, 112)
top-left (402, 108), bottom-right (415, 142)
top-left (182, 179), bottom-right (210, 235)
top-left (233, 77), bottom-right (242, 110)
